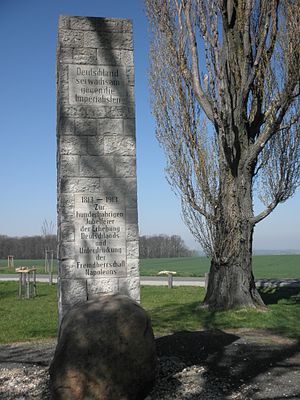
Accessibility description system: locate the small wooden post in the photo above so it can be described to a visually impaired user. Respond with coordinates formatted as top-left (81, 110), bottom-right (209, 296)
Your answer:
top-left (45, 250), bottom-right (48, 273)
top-left (32, 270), bottom-right (36, 297)
top-left (18, 271), bottom-right (23, 298)
top-left (167, 273), bottom-right (173, 289)
top-left (26, 273), bottom-right (30, 299)
top-left (7, 255), bottom-right (14, 269)
top-left (49, 250), bottom-right (54, 285)
top-left (45, 250), bottom-right (54, 284)
top-left (158, 270), bottom-right (177, 288)
top-left (16, 267), bottom-right (37, 299)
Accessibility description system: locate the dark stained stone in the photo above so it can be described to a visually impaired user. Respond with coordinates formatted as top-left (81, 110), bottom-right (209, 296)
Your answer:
top-left (49, 294), bottom-right (157, 400)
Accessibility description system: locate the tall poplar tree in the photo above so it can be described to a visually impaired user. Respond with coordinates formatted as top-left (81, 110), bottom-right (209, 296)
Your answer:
top-left (145, 0), bottom-right (300, 309)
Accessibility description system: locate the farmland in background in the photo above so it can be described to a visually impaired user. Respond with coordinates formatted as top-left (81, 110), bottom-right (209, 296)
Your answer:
top-left (0, 254), bottom-right (299, 278)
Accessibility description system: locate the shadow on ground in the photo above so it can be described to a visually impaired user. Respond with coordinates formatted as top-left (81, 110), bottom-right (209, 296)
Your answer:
top-left (0, 287), bottom-right (299, 399)
top-left (0, 340), bottom-right (56, 366)
top-left (156, 329), bottom-right (300, 399)
top-left (259, 286), bottom-right (300, 305)
top-left (0, 330), bottom-right (299, 399)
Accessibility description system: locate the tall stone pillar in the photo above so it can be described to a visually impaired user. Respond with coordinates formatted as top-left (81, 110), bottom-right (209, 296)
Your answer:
top-left (56, 16), bottom-right (139, 320)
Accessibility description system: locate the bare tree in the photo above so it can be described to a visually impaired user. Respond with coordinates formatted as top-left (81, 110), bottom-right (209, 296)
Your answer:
top-left (41, 219), bottom-right (55, 251)
top-left (145, 0), bottom-right (300, 309)
top-left (0, 235), bottom-right (57, 259)
top-left (139, 234), bottom-right (194, 258)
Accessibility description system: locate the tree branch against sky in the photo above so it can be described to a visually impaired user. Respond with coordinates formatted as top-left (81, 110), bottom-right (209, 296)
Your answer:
top-left (145, 0), bottom-right (300, 310)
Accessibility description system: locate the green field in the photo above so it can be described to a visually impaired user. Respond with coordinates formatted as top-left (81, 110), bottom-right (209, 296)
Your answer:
top-left (0, 259), bottom-right (58, 275)
top-left (0, 282), bottom-right (299, 343)
top-left (0, 254), bottom-right (299, 278)
top-left (140, 255), bottom-right (300, 278)
top-left (140, 256), bottom-right (210, 276)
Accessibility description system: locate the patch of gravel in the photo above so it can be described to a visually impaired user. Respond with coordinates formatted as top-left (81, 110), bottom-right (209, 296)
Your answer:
top-left (0, 363), bottom-right (50, 399)
top-left (0, 357), bottom-right (247, 400)
top-left (0, 340), bottom-right (54, 400)
top-left (0, 330), bottom-right (299, 400)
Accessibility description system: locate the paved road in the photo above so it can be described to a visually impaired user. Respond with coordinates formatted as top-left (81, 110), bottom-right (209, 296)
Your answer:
top-left (1, 274), bottom-right (300, 287)
top-left (0, 274), bottom-right (206, 286)
top-left (0, 274), bottom-right (59, 284)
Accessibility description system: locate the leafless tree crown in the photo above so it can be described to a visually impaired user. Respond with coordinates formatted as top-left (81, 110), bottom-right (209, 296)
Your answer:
top-left (146, 0), bottom-right (300, 256)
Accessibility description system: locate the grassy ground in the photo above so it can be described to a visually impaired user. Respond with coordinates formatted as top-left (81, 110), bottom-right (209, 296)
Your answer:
top-left (0, 282), bottom-right (58, 344)
top-left (0, 259), bottom-right (58, 275)
top-left (1, 254), bottom-right (299, 278)
top-left (142, 286), bottom-right (300, 338)
top-left (0, 282), bottom-right (299, 344)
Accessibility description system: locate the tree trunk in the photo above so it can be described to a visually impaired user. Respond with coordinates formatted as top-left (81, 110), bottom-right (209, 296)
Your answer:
top-left (203, 258), bottom-right (265, 310)
top-left (203, 167), bottom-right (265, 310)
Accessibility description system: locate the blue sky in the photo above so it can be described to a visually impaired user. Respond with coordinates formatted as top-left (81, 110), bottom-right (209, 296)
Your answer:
top-left (0, 0), bottom-right (299, 251)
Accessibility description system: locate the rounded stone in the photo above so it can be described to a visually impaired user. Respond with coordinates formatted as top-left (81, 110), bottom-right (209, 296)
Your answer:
top-left (49, 294), bottom-right (157, 400)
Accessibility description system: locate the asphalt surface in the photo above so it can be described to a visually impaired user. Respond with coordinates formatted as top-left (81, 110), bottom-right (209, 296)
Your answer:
top-left (0, 274), bottom-right (206, 286)
top-left (1, 274), bottom-right (300, 287)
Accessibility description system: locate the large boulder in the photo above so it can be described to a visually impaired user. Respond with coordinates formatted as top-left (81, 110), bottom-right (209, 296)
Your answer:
top-left (49, 294), bottom-right (157, 400)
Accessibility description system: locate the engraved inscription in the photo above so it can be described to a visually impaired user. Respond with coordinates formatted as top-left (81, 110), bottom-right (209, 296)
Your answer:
top-left (74, 193), bottom-right (126, 277)
top-left (69, 65), bottom-right (126, 105)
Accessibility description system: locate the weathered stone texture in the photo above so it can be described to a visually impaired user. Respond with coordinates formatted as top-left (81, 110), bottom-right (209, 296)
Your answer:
top-left (60, 136), bottom-right (87, 155)
top-left (99, 178), bottom-right (137, 199)
top-left (126, 66), bottom-right (135, 85)
top-left (60, 155), bottom-right (79, 176)
top-left (97, 48), bottom-right (122, 64)
top-left (104, 135), bottom-right (136, 156)
top-left (86, 278), bottom-right (120, 298)
top-left (58, 279), bottom-right (87, 307)
top-left (58, 16), bottom-right (70, 29)
top-left (58, 262), bottom-right (76, 279)
top-left (58, 193), bottom-right (74, 213)
top-left (60, 223), bottom-right (75, 242)
top-left (57, 64), bottom-right (68, 82)
top-left (60, 177), bottom-right (101, 193)
top-left (126, 224), bottom-right (139, 241)
top-left (126, 208), bottom-right (138, 224)
top-left (57, 16), bottom-right (139, 321)
top-left (69, 16), bottom-right (132, 33)
top-left (58, 242), bottom-right (75, 260)
top-left (87, 136), bottom-right (104, 155)
top-left (120, 50), bottom-right (134, 65)
top-left (98, 118), bottom-right (123, 134)
top-left (75, 118), bottom-right (97, 135)
top-left (84, 31), bottom-right (133, 49)
top-left (79, 156), bottom-right (115, 177)
top-left (119, 277), bottom-right (141, 300)
top-left (59, 30), bottom-right (84, 47)
top-left (127, 241), bottom-right (139, 260)
top-left (73, 48), bottom-right (97, 64)
top-left (50, 295), bottom-right (156, 400)
top-left (126, 260), bottom-right (139, 277)
top-left (115, 156), bottom-right (136, 177)
top-left (123, 118), bottom-right (135, 135)
top-left (61, 105), bottom-right (135, 119)
top-left (58, 48), bottom-right (73, 63)
top-left (58, 118), bottom-right (75, 135)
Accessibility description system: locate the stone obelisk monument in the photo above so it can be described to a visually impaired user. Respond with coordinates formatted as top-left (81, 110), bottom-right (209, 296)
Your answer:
top-left (56, 16), bottom-right (139, 320)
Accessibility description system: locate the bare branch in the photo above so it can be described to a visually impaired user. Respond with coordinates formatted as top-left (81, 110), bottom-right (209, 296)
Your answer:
top-left (183, 1), bottom-right (214, 120)
top-left (253, 112), bottom-right (300, 224)
top-left (146, 0), bottom-right (300, 267)
top-left (251, 200), bottom-right (278, 225)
